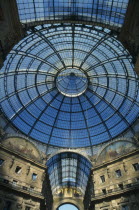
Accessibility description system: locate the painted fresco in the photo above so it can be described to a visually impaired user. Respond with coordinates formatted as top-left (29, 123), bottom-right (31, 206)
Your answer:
top-left (97, 141), bottom-right (138, 164)
top-left (2, 137), bottom-right (42, 162)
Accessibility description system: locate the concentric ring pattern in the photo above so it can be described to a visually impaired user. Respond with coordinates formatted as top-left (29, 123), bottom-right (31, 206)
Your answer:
top-left (56, 68), bottom-right (88, 97)
top-left (0, 24), bottom-right (139, 148)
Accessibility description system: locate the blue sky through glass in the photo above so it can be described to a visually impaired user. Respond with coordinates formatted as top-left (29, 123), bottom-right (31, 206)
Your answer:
top-left (59, 204), bottom-right (78, 210)
top-left (1, 24), bottom-right (139, 148)
top-left (47, 152), bottom-right (91, 194)
top-left (16, 0), bottom-right (129, 28)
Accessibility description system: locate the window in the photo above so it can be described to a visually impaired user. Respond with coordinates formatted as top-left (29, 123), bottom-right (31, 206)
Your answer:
top-left (118, 183), bottom-right (123, 189)
top-left (126, 184), bottom-right (131, 188)
top-left (15, 166), bottom-right (22, 174)
top-left (108, 189), bottom-right (112, 193)
top-left (122, 205), bottom-right (128, 210)
top-left (133, 163), bottom-right (139, 171)
top-left (0, 158), bottom-right (4, 166)
top-left (30, 186), bottom-right (34, 191)
top-left (115, 169), bottom-right (122, 177)
top-left (32, 173), bottom-right (37, 181)
top-left (102, 189), bottom-right (106, 194)
top-left (100, 175), bottom-right (105, 183)
top-left (12, 180), bottom-right (17, 186)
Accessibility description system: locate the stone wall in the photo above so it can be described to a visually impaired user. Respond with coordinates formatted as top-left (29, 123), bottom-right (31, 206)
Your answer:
top-left (89, 141), bottom-right (139, 210)
top-left (0, 137), bottom-right (52, 210)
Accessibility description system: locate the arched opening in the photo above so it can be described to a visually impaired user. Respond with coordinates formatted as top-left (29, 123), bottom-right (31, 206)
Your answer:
top-left (46, 152), bottom-right (92, 196)
top-left (47, 151), bottom-right (92, 210)
top-left (57, 203), bottom-right (79, 210)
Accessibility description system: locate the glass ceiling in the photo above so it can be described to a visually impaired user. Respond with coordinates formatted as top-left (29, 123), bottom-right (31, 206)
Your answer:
top-left (47, 152), bottom-right (92, 195)
top-left (0, 24), bottom-right (139, 148)
top-left (16, 0), bottom-right (129, 28)
top-left (56, 68), bottom-right (88, 97)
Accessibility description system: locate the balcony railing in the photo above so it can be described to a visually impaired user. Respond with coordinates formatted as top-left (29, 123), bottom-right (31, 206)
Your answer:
top-left (92, 180), bottom-right (139, 200)
top-left (0, 177), bottom-right (43, 198)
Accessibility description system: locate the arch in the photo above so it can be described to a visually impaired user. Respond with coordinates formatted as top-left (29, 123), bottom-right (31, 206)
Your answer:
top-left (46, 151), bottom-right (92, 197)
top-left (53, 199), bottom-right (83, 210)
top-left (57, 202), bottom-right (79, 210)
top-left (47, 149), bottom-right (92, 165)
top-left (96, 139), bottom-right (139, 164)
top-left (1, 136), bottom-right (43, 162)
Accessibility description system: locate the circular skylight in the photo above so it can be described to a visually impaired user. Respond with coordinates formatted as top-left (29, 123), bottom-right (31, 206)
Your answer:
top-left (0, 24), bottom-right (139, 148)
top-left (56, 68), bottom-right (88, 97)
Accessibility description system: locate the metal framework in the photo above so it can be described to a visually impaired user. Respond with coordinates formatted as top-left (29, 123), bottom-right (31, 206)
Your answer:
top-left (16, 0), bottom-right (129, 29)
top-left (46, 152), bottom-right (92, 195)
top-left (0, 24), bottom-right (139, 148)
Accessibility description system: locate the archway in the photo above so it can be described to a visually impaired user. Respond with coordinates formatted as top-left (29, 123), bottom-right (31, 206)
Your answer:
top-left (47, 151), bottom-right (92, 210)
top-left (57, 203), bottom-right (79, 210)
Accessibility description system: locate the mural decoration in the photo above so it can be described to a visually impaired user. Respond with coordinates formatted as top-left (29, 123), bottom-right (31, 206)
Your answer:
top-left (2, 137), bottom-right (42, 162)
top-left (96, 141), bottom-right (138, 164)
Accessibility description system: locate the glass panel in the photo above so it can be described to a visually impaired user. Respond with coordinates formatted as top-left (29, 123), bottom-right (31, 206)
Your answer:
top-left (47, 152), bottom-right (92, 195)
top-left (16, 0), bottom-right (129, 28)
top-left (0, 24), bottom-right (139, 148)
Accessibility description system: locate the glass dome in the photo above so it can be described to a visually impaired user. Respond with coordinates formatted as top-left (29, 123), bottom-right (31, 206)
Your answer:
top-left (0, 24), bottom-right (139, 148)
top-left (56, 68), bottom-right (88, 97)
